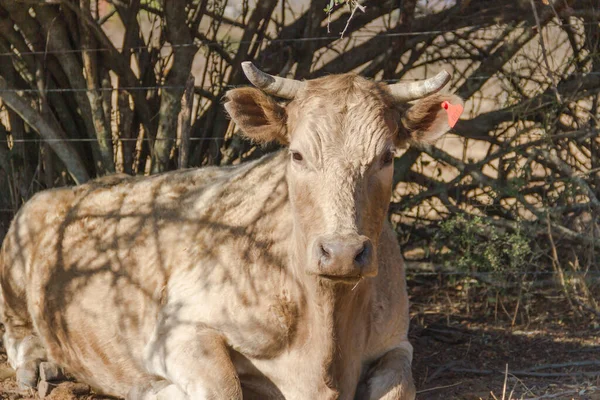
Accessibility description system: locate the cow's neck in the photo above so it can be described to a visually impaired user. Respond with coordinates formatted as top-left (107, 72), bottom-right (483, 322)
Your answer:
top-left (319, 280), bottom-right (372, 396)
top-left (293, 260), bottom-right (373, 398)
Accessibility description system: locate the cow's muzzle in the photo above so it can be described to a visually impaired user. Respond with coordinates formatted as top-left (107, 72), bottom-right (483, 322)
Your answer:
top-left (309, 234), bottom-right (377, 282)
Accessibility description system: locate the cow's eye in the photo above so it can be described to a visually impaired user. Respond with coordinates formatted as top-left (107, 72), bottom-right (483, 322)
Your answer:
top-left (381, 149), bottom-right (395, 167)
top-left (290, 150), bottom-right (304, 162)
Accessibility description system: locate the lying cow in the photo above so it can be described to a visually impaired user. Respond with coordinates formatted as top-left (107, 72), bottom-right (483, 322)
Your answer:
top-left (0, 62), bottom-right (462, 399)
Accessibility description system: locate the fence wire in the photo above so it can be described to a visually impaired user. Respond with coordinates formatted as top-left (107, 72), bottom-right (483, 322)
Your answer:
top-left (1, 137), bottom-right (223, 143)
top-left (0, 135), bottom-right (547, 143)
top-left (0, 21), bottom-right (595, 58)
top-left (2, 70), bottom-right (600, 93)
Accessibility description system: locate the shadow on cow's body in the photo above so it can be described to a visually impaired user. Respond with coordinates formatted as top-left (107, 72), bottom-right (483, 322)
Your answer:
top-left (0, 63), bottom-right (462, 400)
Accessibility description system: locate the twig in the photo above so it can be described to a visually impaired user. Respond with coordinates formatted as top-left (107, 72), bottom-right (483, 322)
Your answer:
top-left (522, 389), bottom-right (583, 400)
top-left (501, 364), bottom-right (509, 400)
top-left (416, 381), bottom-right (463, 394)
top-left (0, 76), bottom-right (90, 184)
top-left (507, 380), bottom-right (517, 400)
top-left (567, 347), bottom-right (600, 353)
top-left (194, 31), bottom-right (233, 65)
top-left (449, 367), bottom-right (600, 378)
top-left (546, 214), bottom-right (579, 316)
top-left (507, 373), bottom-right (537, 398)
top-left (572, 297), bottom-right (600, 319)
top-left (426, 361), bottom-right (461, 382)
top-left (178, 75), bottom-right (195, 169)
top-left (511, 292), bottom-right (520, 327)
top-left (0, 140), bottom-right (11, 174)
top-left (351, 276), bottom-right (364, 291)
top-left (529, 0), bottom-right (562, 104)
top-left (526, 360), bottom-right (600, 371)
top-left (81, 0), bottom-right (115, 174)
top-left (534, 148), bottom-right (600, 210)
top-left (97, 8), bottom-right (117, 25)
top-left (340, 1), bottom-right (365, 38)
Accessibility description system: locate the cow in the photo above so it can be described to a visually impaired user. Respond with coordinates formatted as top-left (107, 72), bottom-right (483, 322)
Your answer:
top-left (0, 62), bottom-right (462, 400)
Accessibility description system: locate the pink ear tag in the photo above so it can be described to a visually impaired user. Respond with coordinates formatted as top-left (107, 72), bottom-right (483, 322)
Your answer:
top-left (441, 101), bottom-right (464, 128)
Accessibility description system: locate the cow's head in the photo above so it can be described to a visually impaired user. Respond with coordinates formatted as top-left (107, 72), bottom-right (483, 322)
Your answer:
top-left (225, 62), bottom-right (462, 284)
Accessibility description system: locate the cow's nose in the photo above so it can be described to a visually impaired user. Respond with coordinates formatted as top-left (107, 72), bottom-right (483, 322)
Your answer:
top-left (316, 235), bottom-right (373, 277)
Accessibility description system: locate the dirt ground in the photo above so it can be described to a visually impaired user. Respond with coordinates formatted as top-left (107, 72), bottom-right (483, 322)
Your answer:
top-left (0, 276), bottom-right (598, 400)
top-left (409, 275), bottom-right (600, 400)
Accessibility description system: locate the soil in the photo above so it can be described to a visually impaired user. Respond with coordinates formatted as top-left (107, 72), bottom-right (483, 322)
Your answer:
top-left (0, 276), bottom-right (598, 400)
top-left (409, 275), bottom-right (600, 400)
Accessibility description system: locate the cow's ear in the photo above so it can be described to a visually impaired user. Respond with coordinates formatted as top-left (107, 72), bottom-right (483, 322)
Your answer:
top-left (224, 88), bottom-right (288, 145)
top-left (401, 94), bottom-right (463, 144)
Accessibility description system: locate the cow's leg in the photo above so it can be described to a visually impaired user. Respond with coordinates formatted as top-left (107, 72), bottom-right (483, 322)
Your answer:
top-left (127, 380), bottom-right (188, 400)
top-left (1, 299), bottom-right (57, 389)
top-left (3, 331), bottom-right (47, 388)
top-left (1, 240), bottom-right (49, 388)
top-left (143, 320), bottom-right (242, 400)
top-left (1, 302), bottom-right (47, 388)
top-left (355, 342), bottom-right (416, 400)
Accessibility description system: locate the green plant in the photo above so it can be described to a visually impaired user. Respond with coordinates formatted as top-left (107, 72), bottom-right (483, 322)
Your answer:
top-left (434, 214), bottom-right (531, 280)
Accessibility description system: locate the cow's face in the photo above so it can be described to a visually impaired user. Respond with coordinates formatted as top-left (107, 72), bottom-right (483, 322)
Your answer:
top-left (281, 76), bottom-right (398, 282)
top-left (225, 63), bottom-right (462, 284)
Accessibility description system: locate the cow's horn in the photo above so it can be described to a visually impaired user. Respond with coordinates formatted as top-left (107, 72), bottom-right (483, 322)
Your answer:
top-left (241, 61), bottom-right (305, 99)
top-left (387, 70), bottom-right (451, 102)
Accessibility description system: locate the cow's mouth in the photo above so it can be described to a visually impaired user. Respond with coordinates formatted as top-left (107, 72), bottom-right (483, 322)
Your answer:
top-left (318, 274), bottom-right (362, 285)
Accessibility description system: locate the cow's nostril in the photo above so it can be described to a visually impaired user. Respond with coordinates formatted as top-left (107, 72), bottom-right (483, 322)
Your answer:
top-left (320, 243), bottom-right (332, 264)
top-left (354, 241), bottom-right (371, 267)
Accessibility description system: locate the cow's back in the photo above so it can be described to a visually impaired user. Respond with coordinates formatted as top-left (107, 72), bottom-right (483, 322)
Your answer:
top-left (0, 152), bottom-right (291, 395)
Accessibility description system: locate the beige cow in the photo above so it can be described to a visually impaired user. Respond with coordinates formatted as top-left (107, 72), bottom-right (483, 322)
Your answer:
top-left (0, 62), bottom-right (462, 399)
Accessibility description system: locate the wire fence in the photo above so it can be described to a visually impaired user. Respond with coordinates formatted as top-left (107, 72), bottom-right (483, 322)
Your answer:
top-left (0, 19), bottom-right (594, 102)
top-left (1, 70), bottom-right (599, 94)
top-left (0, 21), bottom-right (595, 58)
top-left (0, 137), bottom-right (224, 143)
top-left (4, 71), bottom-right (596, 95)
top-left (0, 133), bottom-right (565, 143)
top-left (0, 17), bottom-right (595, 201)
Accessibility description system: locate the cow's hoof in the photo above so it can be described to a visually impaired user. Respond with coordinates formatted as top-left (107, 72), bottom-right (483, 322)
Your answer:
top-left (39, 361), bottom-right (65, 382)
top-left (38, 380), bottom-right (58, 398)
top-left (16, 359), bottom-right (40, 389)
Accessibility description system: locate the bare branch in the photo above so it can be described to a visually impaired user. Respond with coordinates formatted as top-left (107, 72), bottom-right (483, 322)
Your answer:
top-left (0, 75), bottom-right (89, 183)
